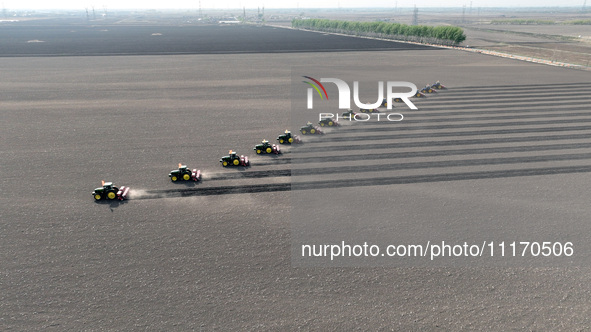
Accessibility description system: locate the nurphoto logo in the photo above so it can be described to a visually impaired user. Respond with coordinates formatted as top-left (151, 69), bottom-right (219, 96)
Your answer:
top-left (303, 76), bottom-right (419, 110)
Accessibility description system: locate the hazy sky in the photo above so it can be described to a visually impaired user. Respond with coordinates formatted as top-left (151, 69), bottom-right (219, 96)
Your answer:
top-left (2, 0), bottom-right (586, 10)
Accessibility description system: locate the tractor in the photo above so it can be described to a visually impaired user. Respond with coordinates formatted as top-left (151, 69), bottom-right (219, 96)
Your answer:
top-left (254, 139), bottom-right (281, 154)
top-left (220, 150), bottom-right (250, 167)
top-left (93, 181), bottom-right (129, 201)
top-left (300, 122), bottom-right (323, 135)
top-left (318, 118), bottom-right (340, 127)
top-left (169, 163), bottom-right (201, 182)
top-left (277, 130), bottom-right (301, 144)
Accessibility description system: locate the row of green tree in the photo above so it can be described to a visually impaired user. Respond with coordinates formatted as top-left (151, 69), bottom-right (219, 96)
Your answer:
top-left (292, 19), bottom-right (466, 45)
top-left (491, 19), bottom-right (555, 25)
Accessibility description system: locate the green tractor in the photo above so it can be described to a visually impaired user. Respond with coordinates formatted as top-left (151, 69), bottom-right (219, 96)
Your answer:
top-left (254, 139), bottom-right (281, 154)
top-left (300, 122), bottom-right (324, 135)
top-left (421, 84), bottom-right (438, 94)
top-left (414, 91), bottom-right (427, 98)
top-left (93, 181), bottom-right (129, 201)
top-left (277, 130), bottom-right (302, 144)
top-left (318, 117), bottom-right (341, 127)
top-left (169, 163), bottom-right (202, 182)
top-left (431, 81), bottom-right (447, 89)
top-left (341, 109), bottom-right (357, 119)
top-left (220, 150), bottom-right (250, 167)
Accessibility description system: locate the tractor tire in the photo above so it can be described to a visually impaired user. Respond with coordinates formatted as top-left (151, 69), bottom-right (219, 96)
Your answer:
top-left (328, 121), bottom-right (334, 126)
top-left (320, 123), bottom-right (325, 127)
top-left (233, 159), bottom-right (240, 166)
top-left (107, 191), bottom-right (117, 200)
top-left (183, 173), bottom-right (191, 181)
top-left (310, 128), bottom-right (316, 134)
top-left (301, 129), bottom-right (307, 135)
top-left (256, 149), bottom-right (261, 154)
top-left (279, 139), bottom-right (284, 144)
top-left (94, 193), bottom-right (102, 201)
top-left (222, 161), bottom-right (228, 167)
top-left (266, 147), bottom-right (272, 153)
top-left (171, 175), bottom-right (178, 181)
top-left (288, 138), bottom-right (293, 143)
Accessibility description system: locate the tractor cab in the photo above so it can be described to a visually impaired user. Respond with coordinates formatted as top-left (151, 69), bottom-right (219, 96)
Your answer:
top-left (103, 182), bottom-right (114, 190)
top-left (178, 165), bottom-right (188, 172)
top-left (283, 130), bottom-right (293, 139)
top-left (255, 139), bottom-right (271, 150)
top-left (301, 121), bottom-right (315, 130)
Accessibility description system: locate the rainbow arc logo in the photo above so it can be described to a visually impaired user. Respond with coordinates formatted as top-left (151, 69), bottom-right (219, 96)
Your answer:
top-left (302, 76), bottom-right (328, 108)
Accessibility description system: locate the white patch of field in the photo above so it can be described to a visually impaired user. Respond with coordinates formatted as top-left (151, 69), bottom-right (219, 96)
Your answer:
top-left (128, 188), bottom-right (158, 200)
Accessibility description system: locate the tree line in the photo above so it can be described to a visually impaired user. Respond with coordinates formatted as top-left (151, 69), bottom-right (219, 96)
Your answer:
top-left (292, 19), bottom-right (466, 45)
top-left (491, 19), bottom-right (555, 25)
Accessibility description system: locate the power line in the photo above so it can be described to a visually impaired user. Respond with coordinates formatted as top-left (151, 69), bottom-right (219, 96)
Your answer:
top-left (462, 4), bottom-right (466, 24)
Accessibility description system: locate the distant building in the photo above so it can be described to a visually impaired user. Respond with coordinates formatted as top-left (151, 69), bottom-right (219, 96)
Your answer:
top-left (219, 17), bottom-right (240, 24)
